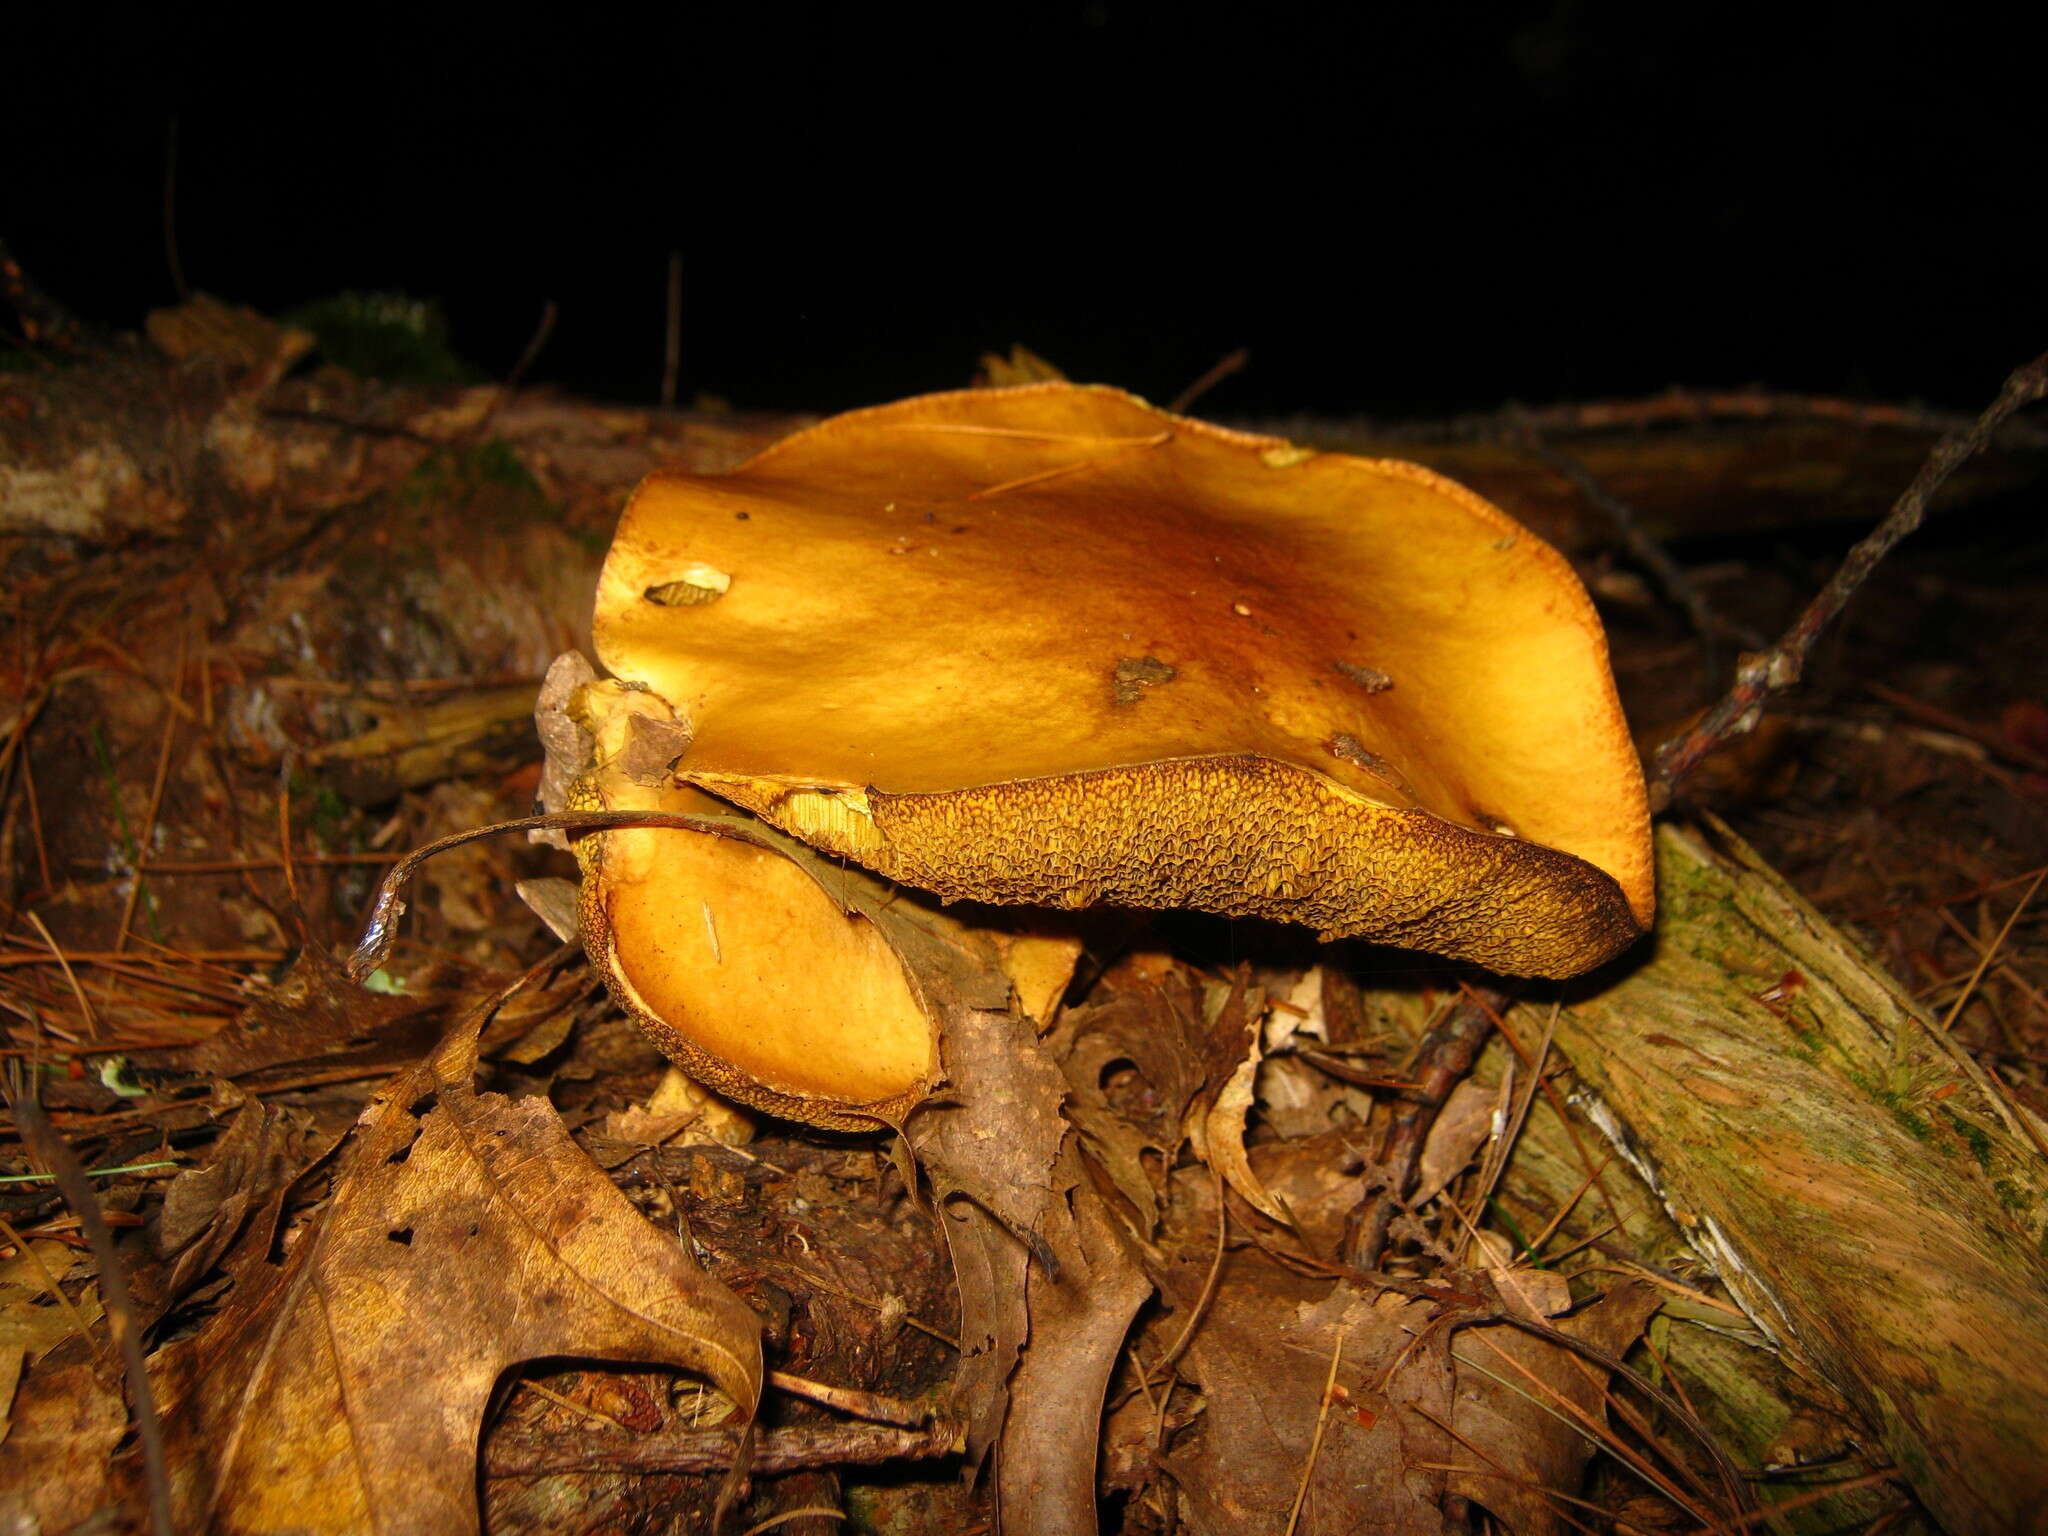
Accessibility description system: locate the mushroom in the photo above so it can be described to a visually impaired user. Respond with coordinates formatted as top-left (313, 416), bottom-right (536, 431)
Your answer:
top-left (586, 383), bottom-right (1652, 981)
top-left (563, 672), bottom-right (1076, 1128)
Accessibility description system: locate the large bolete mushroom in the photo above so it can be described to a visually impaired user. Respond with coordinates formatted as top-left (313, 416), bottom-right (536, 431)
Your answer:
top-left (586, 383), bottom-right (1652, 982)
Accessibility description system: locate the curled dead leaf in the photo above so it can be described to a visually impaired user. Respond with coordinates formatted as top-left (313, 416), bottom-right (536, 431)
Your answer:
top-left (149, 978), bottom-right (764, 1536)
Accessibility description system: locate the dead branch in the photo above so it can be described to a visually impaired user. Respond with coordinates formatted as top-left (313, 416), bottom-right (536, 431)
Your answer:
top-left (1339, 985), bottom-right (1505, 1269)
top-left (1511, 413), bottom-right (1762, 657)
top-left (484, 1418), bottom-right (963, 1479)
top-left (1653, 349), bottom-right (2048, 803)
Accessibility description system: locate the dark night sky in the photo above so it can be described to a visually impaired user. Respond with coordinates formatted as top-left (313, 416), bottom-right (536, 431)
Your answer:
top-left (5, 4), bottom-right (2039, 418)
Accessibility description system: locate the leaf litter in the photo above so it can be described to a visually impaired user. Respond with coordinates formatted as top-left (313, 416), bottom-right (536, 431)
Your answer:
top-left (9, 322), bottom-right (2043, 1532)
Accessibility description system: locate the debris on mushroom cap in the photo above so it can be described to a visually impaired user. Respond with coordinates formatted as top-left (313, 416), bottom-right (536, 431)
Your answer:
top-left (592, 383), bottom-right (1655, 979)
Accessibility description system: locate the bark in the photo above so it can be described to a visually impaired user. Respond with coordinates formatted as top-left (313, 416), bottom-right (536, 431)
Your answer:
top-left (1556, 819), bottom-right (2048, 1536)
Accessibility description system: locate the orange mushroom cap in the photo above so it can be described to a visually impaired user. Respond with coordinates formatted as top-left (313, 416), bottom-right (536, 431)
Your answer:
top-left (590, 383), bottom-right (1653, 979)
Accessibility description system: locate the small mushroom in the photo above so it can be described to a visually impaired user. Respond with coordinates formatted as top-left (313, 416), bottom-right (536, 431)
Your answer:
top-left (564, 673), bottom-right (1078, 1128)
top-left (576, 777), bottom-right (940, 1128)
top-left (589, 384), bottom-right (1651, 980)
top-left (566, 680), bottom-right (939, 1127)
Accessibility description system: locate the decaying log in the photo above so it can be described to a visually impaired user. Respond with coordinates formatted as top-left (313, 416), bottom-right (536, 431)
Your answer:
top-left (1557, 820), bottom-right (2048, 1536)
top-left (1497, 1053), bottom-right (1904, 1533)
top-left (1263, 404), bottom-right (2047, 557)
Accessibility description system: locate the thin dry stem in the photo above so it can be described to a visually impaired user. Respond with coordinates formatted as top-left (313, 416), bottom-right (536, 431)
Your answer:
top-left (115, 632), bottom-right (188, 952)
top-left (3, 1070), bottom-right (173, 1536)
top-left (24, 912), bottom-right (98, 1039)
top-left (1654, 349), bottom-right (2048, 802)
top-left (1282, 1321), bottom-right (1349, 1536)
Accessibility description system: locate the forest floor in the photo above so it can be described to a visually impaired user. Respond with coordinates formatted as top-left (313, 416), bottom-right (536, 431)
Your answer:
top-left (2, 306), bottom-right (2045, 1535)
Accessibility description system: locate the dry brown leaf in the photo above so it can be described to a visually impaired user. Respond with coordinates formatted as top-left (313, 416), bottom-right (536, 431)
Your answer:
top-left (902, 910), bottom-right (1151, 1536)
top-left (0, 1361), bottom-right (127, 1532)
top-left (1414, 1075), bottom-right (1501, 1207)
top-left (155, 1095), bottom-right (308, 1303)
top-left (907, 999), bottom-right (1062, 1460)
top-left (1186, 977), bottom-right (1291, 1226)
top-left (1196, 1021), bottom-right (1292, 1224)
top-left (170, 941), bottom-right (442, 1078)
top-left (0, 1240), bottom-right (83, 1299)
top-left (149, 986), bottom-right (764, 1536)
top-left (1256, 969), bottom-right (1377, 1139)
top-left (1008, 1144), bottom-right (1151, 1536)
top-left (1469, 1232), bottom-right (1571, 1323)
top-left (1159, 1255), bottom-right (1450, 1536)
top-left (1447, 1282), bottom-right (1667, 1536)
top-left (597, 1063), bottom-right (755, 1148)
top-left (0, 1349), bottom-right (19, 1445)
top-left (0, 1285), bottom-right (104, 1361)
top-left (513, 874), bottom-right (581, 940)
top-left (1048, 977), bottom-right (1212, 1236)
top-left (1247, 1129), bottom-right (1376, 1256)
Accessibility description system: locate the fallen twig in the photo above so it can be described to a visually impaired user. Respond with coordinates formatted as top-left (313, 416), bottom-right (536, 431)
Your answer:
top-left (3, 1068), bottom-right (174, 1536)
top-left (1304, 384), bottom-right (2048, 452)
top-left (1653, 349), bottom-right (2048, 803)
top-left (1511, 415), bottom-right (1761, 658)
top-left (1340, 985), bottom-right (1506, 1269)
top-left (348, 808), bottom-right (800, 982)
top-left (484, 1417), bottom-right (963, 1478)
top-left (1169, 347), bottom-right (1249, 414)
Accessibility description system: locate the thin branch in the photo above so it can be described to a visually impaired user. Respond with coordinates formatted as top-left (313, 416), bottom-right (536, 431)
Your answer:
top-left (766, 1370), bottom-right (936, 1430)
top-left (1168, 347), bottom-right (1249, 414)
top-left (1279, 385), bottom-right (2048, 452)
top-left (1144, 1162), bottom-right (1228, 1388)
top-left (162, 116), bottom-right (189, 301)
top-left (3, 1069), bottom-right (174, 1536)
top-left (1282, 1322), bottom-right (1349, 1536)
top-left (348, 808), bottom-right (800, 982)
top-left (1341, 985), bottom-right (1505, 1269)
top-left (1653, 349), bottom-right (2048, 803)
top-left (661, 251), bottom-right (683, 410)
top-left (1511, 415), bottom-right (1761, 656)
top-left (484, 1418), bottom-right (962, 1478)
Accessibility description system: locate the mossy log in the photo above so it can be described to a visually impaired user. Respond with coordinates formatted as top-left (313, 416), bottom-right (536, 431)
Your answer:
top-left (1556, 820), bottom-right (2048, 1535)
top-left (1496, 1074), bottom-right (1906, 1532)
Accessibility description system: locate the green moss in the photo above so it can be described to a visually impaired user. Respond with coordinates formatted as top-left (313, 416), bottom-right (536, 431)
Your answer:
top-left (288, 772), bottom-right (353, 847)
top-left (1867, 1082), bottom-right (1932, 1141)
top-left (395, 439), bottom-right (551, 524)
top-left (287, 290), bottom-right (480, 386)
top-left (1993, 1178), bottom-right (2033, 1214)
top-left (468, 437), bottom-right (541, 491)
top-left (1941, 1107), bottom-right (1995, 1173)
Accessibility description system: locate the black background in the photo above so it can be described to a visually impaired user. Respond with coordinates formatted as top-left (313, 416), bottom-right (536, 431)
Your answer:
top-left (6, 3), bottom-right (2039, 417)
